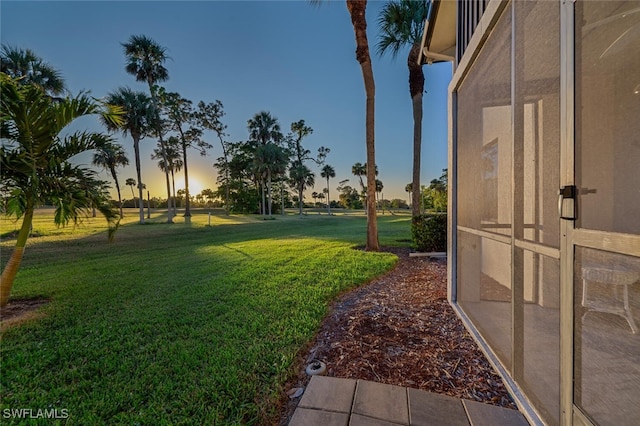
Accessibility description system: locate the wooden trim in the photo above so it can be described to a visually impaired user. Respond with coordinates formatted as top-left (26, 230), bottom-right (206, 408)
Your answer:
top-left (573, 229), bottom-right (640, 257)
top-left (457, 225), bottom-right (512, 245)
top-left (514, 239), bottom-right (560, 259)
top-left (559, 1), bottom-right (575, 424)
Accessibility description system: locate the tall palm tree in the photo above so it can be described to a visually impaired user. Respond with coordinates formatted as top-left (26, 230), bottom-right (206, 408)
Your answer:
top-left (312, 0), bottom-right (378, 248)
top-left (102, 87), bottom-right (152, 224)
top-left (248, 111), bottom-right (284, 217)
top-left (0, 45), bottom-right (65, 96)
top-left (377, 0), bottom-right (429, 217)
top-left (348, 0), bottom-right (379, 250)
top-left (126, 178), bottom-right (137, 208)
top-left (152, 137), bottom-right (183, 216)
top-left (289, 163), bottom-right (315, 215)
top-left (248, 111), bottom-right (282, 146)
top-left (121, 34), bottom-right (174, 223)
top-left (92, 140), bottom-right (129, 218)
top-left (0, 73), bottom-right (121, 307)
top-left (405, 182), bottom-right (413, 209)
top-left (253, 143), bottom-right (288, 218)
top-left (352, 162), bottom-right (366, 195)
top-left (375, 178), bottom-right (384, 212)
top-left (321, 164), bottom-right (336, 215)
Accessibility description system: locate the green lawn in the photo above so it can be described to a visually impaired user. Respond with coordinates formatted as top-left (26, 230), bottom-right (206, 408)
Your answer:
top-left (1, 208), bottom-right (411, 425)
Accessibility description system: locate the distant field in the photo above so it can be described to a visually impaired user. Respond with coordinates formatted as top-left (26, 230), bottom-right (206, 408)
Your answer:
top-left (0, 208), bottom-right (411, 425)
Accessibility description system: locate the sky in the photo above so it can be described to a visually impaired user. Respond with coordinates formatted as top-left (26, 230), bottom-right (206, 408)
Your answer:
top-left (1, 0), bottom-right (452, 202)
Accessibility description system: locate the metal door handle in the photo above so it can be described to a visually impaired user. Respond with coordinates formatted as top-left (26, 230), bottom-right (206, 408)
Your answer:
top-left (558, 185), bottom-right (577, 220)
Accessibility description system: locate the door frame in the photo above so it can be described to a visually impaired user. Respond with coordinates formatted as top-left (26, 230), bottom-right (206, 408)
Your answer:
top-left (560, 1), bottom-right (640, 424)
top-left (559, 1), bottom-right (575, 424)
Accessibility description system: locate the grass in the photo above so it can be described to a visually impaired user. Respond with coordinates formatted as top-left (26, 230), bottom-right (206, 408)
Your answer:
top-left (0, 208), bottom-right (411, 425)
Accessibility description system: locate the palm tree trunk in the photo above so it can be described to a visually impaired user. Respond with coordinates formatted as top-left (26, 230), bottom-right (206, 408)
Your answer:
top-left (133, 139), bottom-right (144, 223)
top-left (164, 170), bottom-right (173, 223)
top-left (281, 184), bottom-right (285, 215)
top-left (409, 44), bottom-right (425, 218)
top-left (0, 206), bottom-right (34, 307)
top-left (327, 177), bottom-right (331, 215)
top-left (179, 130), bottom-right (191, 218)
top-left (267, 169), bottom-right (273, 218)
top-left (110, 167), bottom-right (124, 218)
top-left (298, 184), bottom-right (304, 216)
top-left (130, 186), bottom-right (136, 209)
top-left (171, 170), bottom-right (177, 216)
top-left (164, 170), bottom-right (173, 220)
top-left (261, 180), bottom-right (266, 217)
top-left (347, 0), bottom-right (379, 251)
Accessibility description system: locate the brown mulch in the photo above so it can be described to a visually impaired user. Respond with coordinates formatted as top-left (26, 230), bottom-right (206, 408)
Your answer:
top-left (278, 247), bottom-right (515, 425)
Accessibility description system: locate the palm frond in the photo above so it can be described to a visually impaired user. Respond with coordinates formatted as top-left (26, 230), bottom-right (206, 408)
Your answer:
top-left (376, 0), bottom-right (429, 58)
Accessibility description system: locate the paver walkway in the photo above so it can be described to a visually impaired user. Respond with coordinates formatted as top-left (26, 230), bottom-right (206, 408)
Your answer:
top-left (289, 376), bottom-right (529, 426)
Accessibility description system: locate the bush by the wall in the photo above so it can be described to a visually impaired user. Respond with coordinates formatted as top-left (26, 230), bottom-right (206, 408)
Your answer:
top-left (411, 213), bottom-right (447, 252)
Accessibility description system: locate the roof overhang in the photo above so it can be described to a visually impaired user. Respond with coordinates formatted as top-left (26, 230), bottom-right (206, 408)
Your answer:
top-left (418, 0), bottom-right (457, 65)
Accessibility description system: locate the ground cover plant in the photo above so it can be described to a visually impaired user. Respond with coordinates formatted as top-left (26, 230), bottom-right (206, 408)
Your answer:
top-left (0, 209), bottom-right (410, 424)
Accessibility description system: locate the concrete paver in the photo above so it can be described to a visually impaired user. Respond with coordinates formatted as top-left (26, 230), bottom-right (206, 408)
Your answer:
top-left (352, 380), bottom-right (409, 424)
top-left (462, 399), bottom-right (529, 426)
top-left (408, 388), bottom-right (470, 426)
top-left (298, 376), bottom-right (357, 413)
top-left (350, 413), bottom-right (407, 426)
top-left (289, 407), bottom-right (349, 426)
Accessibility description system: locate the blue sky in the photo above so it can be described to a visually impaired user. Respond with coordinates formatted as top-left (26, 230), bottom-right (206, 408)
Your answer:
top-left (1, 0), bottom-right (451, 202)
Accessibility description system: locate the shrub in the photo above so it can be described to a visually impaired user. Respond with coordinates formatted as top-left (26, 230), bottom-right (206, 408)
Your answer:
top-left (411, 213), bottom-right (447, 252)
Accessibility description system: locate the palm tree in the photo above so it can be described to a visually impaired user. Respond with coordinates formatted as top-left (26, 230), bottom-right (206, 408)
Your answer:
top-left (289, 163), bottom-right (315, 215)
top-left (152, 137), bottom-right (183, 216)
top-left (312, 0), bottom-right (379, 247)
top-left (102, 87), bottom-right (152, 224)
top-left (0, 73), bottom-right (121, 307)
top-left (321, 164), bottom-right (336, 215)
top-left (126, 178), bottom-right (137, 208)
top-left (375, 178), bottom-right (384, 212)
top-left (1, 45), bottom-right (65, 96)
top-left (347, 0), bottom-right (379, 250)
top-left (122, 34), bottom-right (174, 223)
top-left (377, 0), bottom-right (429, 217)
top-left (311, 191), bottom-right (319, 208)
top-left (317, 192), bottom-right (325, 210)
top-left (248, 111), bottom-right (282, 146)
top-left (92, 140), bottom-right (129, 218)
top-left (248, 111), bottom-right (284, 217)
top-left (253, 143), bottom-right (288, 218)
top-left (352, 162), bottom-right (366, 194)
top-left (405, 182), bottom-right (413, 208)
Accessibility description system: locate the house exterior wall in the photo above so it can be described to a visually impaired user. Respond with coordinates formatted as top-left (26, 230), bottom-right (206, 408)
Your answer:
top-left (446, 1), bottom-right (640, 425)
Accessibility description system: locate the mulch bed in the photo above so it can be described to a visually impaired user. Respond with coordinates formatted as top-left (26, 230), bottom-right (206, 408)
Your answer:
top-left (279, 247), bottom-right (515, 424)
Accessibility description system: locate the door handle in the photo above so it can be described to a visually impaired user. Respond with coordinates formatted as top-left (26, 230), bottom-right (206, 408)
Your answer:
top-left (558, 185), bottom-right (577, 220)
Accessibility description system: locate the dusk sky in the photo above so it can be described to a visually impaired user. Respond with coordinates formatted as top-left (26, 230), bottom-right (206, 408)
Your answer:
top-left (1, 0), bottom-right (452, 202)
